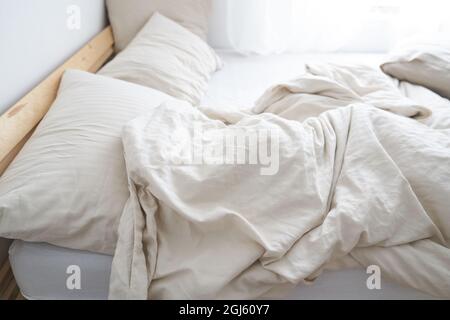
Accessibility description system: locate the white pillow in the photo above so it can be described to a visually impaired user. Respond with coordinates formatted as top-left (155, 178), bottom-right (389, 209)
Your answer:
top-left (381, 34), bottom-right (450, 99)
top-left (106, 0), bottom-right (211, 52)
top-left (99, 13), bottom-right (222, 106)
top-left (0, 70), bottom-right (173, 255)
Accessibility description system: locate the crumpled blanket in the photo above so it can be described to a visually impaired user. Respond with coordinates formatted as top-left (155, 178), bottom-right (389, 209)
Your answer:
top-left (253, 63), bottom-right (431, 121)
top-left (109, 64), bottom-right (450, 299)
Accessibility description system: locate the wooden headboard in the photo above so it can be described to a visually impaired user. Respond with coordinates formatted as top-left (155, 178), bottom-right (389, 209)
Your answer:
top-left (0, 26), bottom-right (115, 176)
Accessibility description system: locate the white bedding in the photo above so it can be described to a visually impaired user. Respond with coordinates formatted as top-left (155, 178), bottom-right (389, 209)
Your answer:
top-left (109, 63), bottom-right (450, 299)
top-left (9, 52), bottom-right (448, 300)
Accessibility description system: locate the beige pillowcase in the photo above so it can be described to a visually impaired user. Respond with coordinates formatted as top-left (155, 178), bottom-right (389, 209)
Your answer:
top-left (99, 13), bottom-right (222, 106)
top-left (0, 70), bottom-right (173, 255)
top-left (381, 35), bottom-right (450, 99)
top-left (106, 0), bottom-right (211, 52)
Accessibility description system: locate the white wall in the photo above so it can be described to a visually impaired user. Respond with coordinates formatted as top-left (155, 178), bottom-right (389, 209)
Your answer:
top-left (0, 0), bottom-right (107, 265)
top-left (207, 0), bottom-right (231, 49)
top-left (0, 0), bottom-right (107, 114)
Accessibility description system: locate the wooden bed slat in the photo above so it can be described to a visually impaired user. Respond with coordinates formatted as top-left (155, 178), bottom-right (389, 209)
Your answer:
top-left (0, 26), bottom-right (114, 174)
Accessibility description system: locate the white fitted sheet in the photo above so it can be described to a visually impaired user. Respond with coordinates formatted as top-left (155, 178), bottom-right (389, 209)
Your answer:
top-left (200, 51), bottom-right (387, 111)
top-left (9, 52), bottom-right (436, 300)
top-left (10, 240), bottom-right (434, 300)
top-left (10, 240), bottom-right (111, 300)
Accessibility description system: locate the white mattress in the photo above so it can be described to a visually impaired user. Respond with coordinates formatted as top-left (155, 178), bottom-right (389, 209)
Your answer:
top-left (9, 51), bottom-right (436, 300)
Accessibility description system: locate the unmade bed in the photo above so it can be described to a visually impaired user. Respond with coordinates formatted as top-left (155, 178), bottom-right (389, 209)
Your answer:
top-left (8, 51), bottom-right (441, 300)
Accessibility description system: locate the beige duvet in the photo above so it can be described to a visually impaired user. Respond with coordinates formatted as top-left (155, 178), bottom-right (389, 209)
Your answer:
top-left (109, 64), bottom-right (450, 299)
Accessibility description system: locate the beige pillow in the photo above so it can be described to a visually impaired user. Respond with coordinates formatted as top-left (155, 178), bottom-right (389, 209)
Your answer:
top-left (0, 70), bottom-right (173, 255)
top-left (99, 13), bottom-right (222, 106)
top-left (381, 35), bottom-right (450, 99)
top-left (106, 0), bottom-right (211, 52)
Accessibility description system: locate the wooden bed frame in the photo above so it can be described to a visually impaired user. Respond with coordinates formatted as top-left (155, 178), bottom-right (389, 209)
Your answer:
top-left (0, 26), bottom-right (115, 300)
